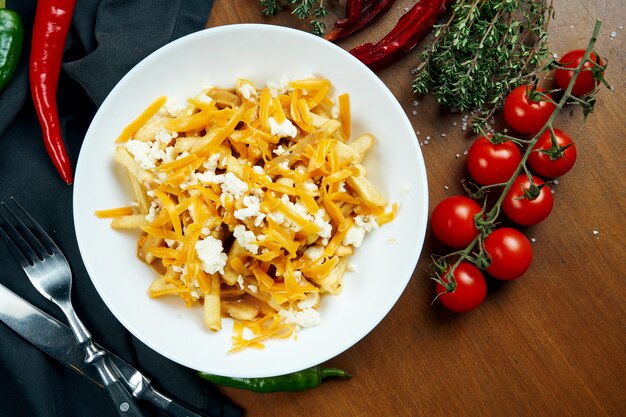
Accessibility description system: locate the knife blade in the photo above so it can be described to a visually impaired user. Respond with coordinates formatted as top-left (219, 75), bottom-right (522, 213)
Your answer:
top-left (0, 282), bottom-right (208, 417)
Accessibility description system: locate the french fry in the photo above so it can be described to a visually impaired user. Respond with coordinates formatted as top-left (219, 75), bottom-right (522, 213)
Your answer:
top-left (114, 147), bottom-right (154, 185)
top-left (207, 88), bottom-right (241, 109)
top-left (111, 214), bottom-right (150, 229)
top-left (127, 172), bottom-right (151, 213)
top-left (346, 174), bottom-right (387, 208)
top-left (315, 257), bottom-right (349, 295)
top-left (348, 134), bottom-right (375, 161)
top-left (223, 241), bottom-right (247, 286)
top-left (203, 274), bottom-right (222, 331)
top-left (134, 118), bottom-right (171, 142)
top-left (223, 301), bottom-right (259, 321)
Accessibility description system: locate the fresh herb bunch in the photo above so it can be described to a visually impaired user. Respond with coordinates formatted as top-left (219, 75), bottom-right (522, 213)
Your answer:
top-left (412, 0), bottom-right (553, 131)
top-left (261, 0), bottom-right (330, 36)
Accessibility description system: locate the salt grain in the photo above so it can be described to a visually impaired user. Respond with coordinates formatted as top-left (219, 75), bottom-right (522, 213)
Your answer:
top-left (531, 238), bottom-right (537, 243)
top-left (441, 133), bottom-right (447, 137)
top-left (412, 110), bottom-right (418, 115)
top-left (455, 153), bottom-right (461, 158)
top-left (444, 185), bottom-right (449, 190)
top-left (610, 31), bottom-right (617, 40)
top-left (592, 228), bottom-right (599, 236)
top-left (413, 100), bottom-right (419, 107)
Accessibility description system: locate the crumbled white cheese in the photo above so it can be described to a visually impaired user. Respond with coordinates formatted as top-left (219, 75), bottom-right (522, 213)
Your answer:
top-left (304, 245), bottom-right (324, 260)
top-left (125, 140), bottom-right (157, 170)
top-left (195, 236), bottom-right (228, 274)
top-left (267, 77), bottom-right (290, 97)
top-left (234, 195), bottom-right (262, 221)
top-left (155, 128), bottom-right (174, 145)
top-left (196, 94), bottom-right (214, 105)
top-left (268, 117), bottom-right (298, 138)
top-left (233, 225), bottom-right (259, 255)
top-left (342, 225), bottom-right (366, 248)
top-left (203, 153), bottom-right (221, 171)
top-left (278, 307), bottom-right (321, 328)
top-left (313, 209), bottom-right (332, 239)
top-left (247, 284), bottom-right (258, 293)
top-left (220, 172), bottom-right (248, 198)
top-left (252, 165), bottom-right (264, 175)
top-left (164, 97), bottom-right (187, 117)
top-left (268, 211), bottom-right (285, 224)
top-left (180, 172), bottom-right (199, 189)
top-left (145, 201), bottom-right (160, 222)
top-left (331, 103), bottom-right (340, 119)
top-left (238, 84), bottom-right (257, 101)
top-left (298, 292), bottom-right (319, 310)
top-left (303, 181), bottom-right (318, 192)
top-left (236, 275), bottom-right (245, 290)
top-left (273, 145), bottom-right (287, 156)
top-left (354, 214), bottom-right (379, 232)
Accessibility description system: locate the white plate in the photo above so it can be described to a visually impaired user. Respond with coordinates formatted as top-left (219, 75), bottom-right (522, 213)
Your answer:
top-left (73, 24), bottom-right (428, 378)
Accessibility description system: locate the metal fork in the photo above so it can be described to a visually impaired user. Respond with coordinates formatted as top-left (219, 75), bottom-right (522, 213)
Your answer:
top-left (0, 198), bottom-right (145, 417)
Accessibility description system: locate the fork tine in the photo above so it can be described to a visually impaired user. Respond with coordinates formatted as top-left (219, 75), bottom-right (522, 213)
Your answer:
top-left (8, 197), bottom-right (61, 255)
top-left (0, 199), bottom-right (55, 263)
top-left (0, 221), bottom-right (33, 268)
top-left (0, 207), bottom-right (41, 268)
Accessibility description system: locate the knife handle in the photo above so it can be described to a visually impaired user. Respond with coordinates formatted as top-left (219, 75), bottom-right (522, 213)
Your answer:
top-left (106, 380), bottom-right (147, 417)
top-left (165, 400), bottom-right (210, 417)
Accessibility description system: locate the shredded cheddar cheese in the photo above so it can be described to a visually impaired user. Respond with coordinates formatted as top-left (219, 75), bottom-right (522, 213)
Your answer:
top-left (105, 77), bottom-right (396, 352)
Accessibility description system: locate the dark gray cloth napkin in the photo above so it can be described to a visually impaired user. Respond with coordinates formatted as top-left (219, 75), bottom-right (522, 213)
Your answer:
top-left (0, 1), bottom-right (243, 416)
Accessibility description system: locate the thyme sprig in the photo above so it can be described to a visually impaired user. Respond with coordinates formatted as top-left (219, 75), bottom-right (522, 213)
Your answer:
top-left (413, 0), bottom-right (554, 132)
top-left (260, 0), bottom-right (329, 36)
top-left (431, 19), bottom-right (607, 292)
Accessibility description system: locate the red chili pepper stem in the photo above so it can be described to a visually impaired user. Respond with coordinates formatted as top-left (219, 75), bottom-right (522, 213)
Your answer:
top-left (29, 0), bottom-right (77, 185)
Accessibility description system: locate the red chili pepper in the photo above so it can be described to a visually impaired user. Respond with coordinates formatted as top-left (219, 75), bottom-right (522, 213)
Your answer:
top-left (29, 0), bottom-right (77, 185)
top-left (334, 0), bottom-right (363, 28)
top-left (350, 0), bottom-right (452, 70)
top-left (324, 0), bottom-right (398, 43)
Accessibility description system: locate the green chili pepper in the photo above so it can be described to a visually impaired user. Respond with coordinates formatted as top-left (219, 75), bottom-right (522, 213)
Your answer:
top-left (198, 365), bottom-right (351, 393)
top-left (0, 0), bottom-right (23, 92)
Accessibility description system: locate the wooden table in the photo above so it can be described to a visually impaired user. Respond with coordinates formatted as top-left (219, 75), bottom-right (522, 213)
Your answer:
top-left (207, 1), bottom-right (625, 416)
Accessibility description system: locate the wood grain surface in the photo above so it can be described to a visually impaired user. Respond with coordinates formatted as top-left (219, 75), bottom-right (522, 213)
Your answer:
top-left (207, 1), bottom-right (626, 416)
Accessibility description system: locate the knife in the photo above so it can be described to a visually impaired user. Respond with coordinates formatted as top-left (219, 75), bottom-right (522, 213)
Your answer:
top-left (0, 282), bottom-right (208, 417)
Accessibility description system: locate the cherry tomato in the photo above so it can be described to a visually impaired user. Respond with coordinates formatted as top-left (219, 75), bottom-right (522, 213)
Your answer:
top-left (467, 136), bottom-right (522, 185)
top-left (528, 129), bottom-right (577, 178)
top-left (503, 85), bottom-right (555, 134)
top-left (436, 262), bottom-right (487, 313)
top-left (484, 228), bottom-right (533, 280)
top-left (502, 175), bottom-right (553, 226)
top-left (555, 49), bottom-right (603, 96)
top-left (431, 196), bottom-right (481, 248)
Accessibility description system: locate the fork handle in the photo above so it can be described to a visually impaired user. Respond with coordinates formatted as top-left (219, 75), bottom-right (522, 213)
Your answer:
top-left (105, 379), bottom-right (147, 417)
top-left (85, 346), bottom-right (146, 417)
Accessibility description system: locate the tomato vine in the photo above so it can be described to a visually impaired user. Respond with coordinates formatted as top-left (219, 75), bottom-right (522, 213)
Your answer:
top-left (430, 19), bottom-right (609, 310)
